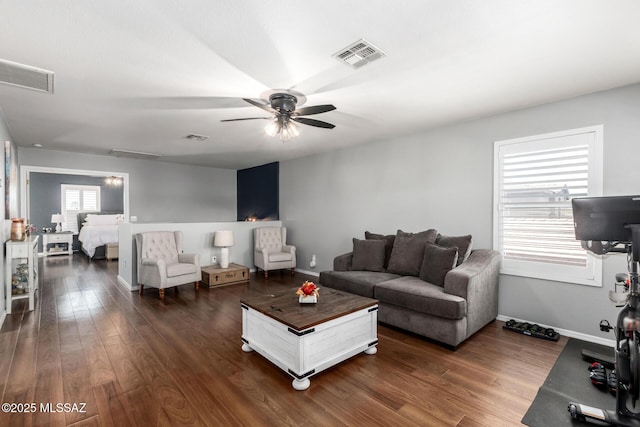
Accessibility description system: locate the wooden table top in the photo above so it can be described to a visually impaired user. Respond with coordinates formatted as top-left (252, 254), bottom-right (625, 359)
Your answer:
top-left (241, 287), bottom-right (378, 332)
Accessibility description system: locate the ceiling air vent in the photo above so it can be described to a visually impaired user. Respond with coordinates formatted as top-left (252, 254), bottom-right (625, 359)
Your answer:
top-left (0, 59), bottom-right (54, 94)
top-left (109, 149), bottom-right (162, 160)
top-left (185, 134), bottom-right (209, 141)
top-left (333, 39), bottom-right (386, 69)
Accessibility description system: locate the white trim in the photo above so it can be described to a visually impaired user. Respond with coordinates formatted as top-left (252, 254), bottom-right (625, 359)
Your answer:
top-left (493, 125), bottom-right (604, 286)
top-left (117, 275), bottom-right (134, 291)
top-left (294, 268), bottom-right (320, 277)
top-left (19, 165), bottom-right (130, 223)
top-left (496, 314), bottom-right (615, 348)
top-left (0, 310), bottom-right (6, 329)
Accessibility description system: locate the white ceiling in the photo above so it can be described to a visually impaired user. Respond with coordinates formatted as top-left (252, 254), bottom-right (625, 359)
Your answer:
top-left (1, 1), bottom-right (640, 170)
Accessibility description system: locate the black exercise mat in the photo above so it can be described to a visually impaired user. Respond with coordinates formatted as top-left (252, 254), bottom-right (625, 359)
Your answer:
top-left (522, 338), bottom-right (616, 426)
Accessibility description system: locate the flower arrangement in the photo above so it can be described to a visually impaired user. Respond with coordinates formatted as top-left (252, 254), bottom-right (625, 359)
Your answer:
top-left (296, 281), bottom-right (319, 303)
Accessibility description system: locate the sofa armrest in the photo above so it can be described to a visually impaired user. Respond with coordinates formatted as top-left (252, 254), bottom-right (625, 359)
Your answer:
top-left (334, 252), bottom-right (353, 271)
top-left (444, 249), bottom-right (501, 337)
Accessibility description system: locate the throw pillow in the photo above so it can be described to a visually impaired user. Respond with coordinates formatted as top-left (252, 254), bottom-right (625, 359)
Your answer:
top-left (351, 238), bottom-right (386, 272)
top-left (85, 214), bottom-right (119, 226)
top-left (387, 234), bottom-right (429, 276)
top-left (436, 234), bottom-right (472, 266)
top-left (397, 228), bottom-right (438, 243)
top-left (419, 242), bottom-right (459, 286)
top-left (364, 231), bottom-right (396, 269)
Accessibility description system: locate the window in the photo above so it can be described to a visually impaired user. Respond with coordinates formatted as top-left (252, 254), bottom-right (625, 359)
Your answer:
top-left (61, 184), bottom-right (101, 233)
top-left (493, 126), bottom-right (603, 286)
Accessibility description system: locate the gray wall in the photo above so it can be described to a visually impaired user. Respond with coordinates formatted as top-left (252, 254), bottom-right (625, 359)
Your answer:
top-left (280, 83), bottom-right (640, 341)
top-left (0, 111), bottom-right (11, 318)
top-left (18, 148), bottom-right (237, 223)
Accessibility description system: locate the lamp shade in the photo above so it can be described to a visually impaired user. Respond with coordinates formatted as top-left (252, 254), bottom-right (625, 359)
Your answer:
top-left (51, 214), bottom-right (63, 223)
top-left (214, 230), bottom-right (234, 247)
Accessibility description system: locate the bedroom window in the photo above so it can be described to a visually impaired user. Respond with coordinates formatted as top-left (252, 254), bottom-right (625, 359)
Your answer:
top-left (61, 184), bottom-right (101, 233)
top-left (493, 125), bottom-right (603, 286)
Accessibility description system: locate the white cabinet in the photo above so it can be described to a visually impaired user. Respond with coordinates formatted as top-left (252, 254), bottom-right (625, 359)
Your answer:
top-left (42, 232), bottom-right (73, 256)
top-left (5, 236), bottom-right (39, 314)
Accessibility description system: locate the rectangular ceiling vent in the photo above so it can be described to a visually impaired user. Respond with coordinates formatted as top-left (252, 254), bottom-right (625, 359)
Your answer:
top-left (333, 39), bottom-right (386, 69)
top-left (109, 149), bottom-right (162, 160)
top-left (185, 134), bottom-right (209, 141)
top-left (0, 59), bottom-right (54, 94)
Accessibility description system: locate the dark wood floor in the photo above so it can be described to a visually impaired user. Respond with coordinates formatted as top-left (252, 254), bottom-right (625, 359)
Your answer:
top-left (0, 254), bottom-right (567, 426)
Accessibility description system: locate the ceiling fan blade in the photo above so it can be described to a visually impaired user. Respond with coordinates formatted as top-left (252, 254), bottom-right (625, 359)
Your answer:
top-left (220, 117), bottom-right (271, 122)
top-left (291, 117), bottom-right (335, 129)
top-left (294, 104), bottom-right (336, 116)
top-left (243, 98), bottom-right (275, 113)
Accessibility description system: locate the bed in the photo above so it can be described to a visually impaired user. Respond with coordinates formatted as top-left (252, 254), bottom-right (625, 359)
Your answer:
top-left (77, 211), bottom-right (123, 259)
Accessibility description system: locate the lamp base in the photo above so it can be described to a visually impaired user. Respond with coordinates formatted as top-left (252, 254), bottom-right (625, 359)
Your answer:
top-left (55, 223), bottom-right (62, 233)
top-left (220, 247), bottom-right (230, 268)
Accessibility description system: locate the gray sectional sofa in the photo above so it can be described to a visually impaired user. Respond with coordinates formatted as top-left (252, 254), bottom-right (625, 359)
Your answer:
top-left (319, 230), bottom-right (501, 349)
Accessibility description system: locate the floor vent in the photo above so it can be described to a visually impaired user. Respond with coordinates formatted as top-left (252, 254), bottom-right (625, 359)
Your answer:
top-left (109, 149), bottom-right (162, 160)
top-left (0, 59), bottom-right (54, 94)
top-left (333, 39), bottom-right (386, 69)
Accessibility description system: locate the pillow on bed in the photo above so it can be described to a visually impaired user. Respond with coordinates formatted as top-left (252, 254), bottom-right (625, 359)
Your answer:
top-left (86, 214), bottom-right (119, 226)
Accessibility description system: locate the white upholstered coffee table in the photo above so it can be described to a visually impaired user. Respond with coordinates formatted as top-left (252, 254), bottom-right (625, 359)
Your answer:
top-left (241, 287), bottom-right (378, 390)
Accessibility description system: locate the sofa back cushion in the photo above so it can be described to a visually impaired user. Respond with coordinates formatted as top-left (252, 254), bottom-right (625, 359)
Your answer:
top-left (419, 242), bottom-right (459, 286)
top-left (364, 231), bottom-right (396, 269)
top-left (387, 229), bottom-right (437, 276)
top-left (351, 238), bottom-right (386, 272)
top-left (436, 234), bottom-right (472, 266)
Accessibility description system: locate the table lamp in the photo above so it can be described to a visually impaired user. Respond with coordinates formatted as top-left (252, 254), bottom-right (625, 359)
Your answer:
top-left (51, 214), bottom-right (64, 232)
top-left (214, 230), bottom-right (234, 268)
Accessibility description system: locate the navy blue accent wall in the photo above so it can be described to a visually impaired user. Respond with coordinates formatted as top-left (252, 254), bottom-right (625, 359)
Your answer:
top-left (237, 162), bottom-right (279, 221)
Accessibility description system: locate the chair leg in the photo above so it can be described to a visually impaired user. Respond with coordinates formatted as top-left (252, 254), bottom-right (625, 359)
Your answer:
top-left (175, 286), bottom-right (179, 293)
top-left (159, 289), bottom-right (165, 301)
top-left (264, 270), bottom-right (268, 278)
top-left (194, 281), bottom-right (199, 291)
top-left (291, 268), bottom-right (295, 276)
top-left (139, 284), bottom-right (144, 295)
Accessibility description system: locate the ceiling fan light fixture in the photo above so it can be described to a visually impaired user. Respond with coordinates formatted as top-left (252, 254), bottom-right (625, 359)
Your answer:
top-left (264, 118), bottom-right (280, 137)
top-left (280, 120), bottom-right (300, 141)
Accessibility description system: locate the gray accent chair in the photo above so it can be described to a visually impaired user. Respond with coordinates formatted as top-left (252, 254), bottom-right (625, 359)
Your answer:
top-left (320, 249), bottom-right (500, 349)
top-left (135, 231), bottom-right (201, 301)
top-left (253, 227), bottom-right (296, 278)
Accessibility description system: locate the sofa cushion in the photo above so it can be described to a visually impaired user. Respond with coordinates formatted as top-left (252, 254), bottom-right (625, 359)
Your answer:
top-left (364, 231), bottom-right (396, 269)
top-left (319, 270), bottom-right (401, 298)
top-left (436, 234), bottom-right (472, 266)
top-left (375, 276), bottom-right (466, 320)
top-left (351, 238), bottom-right (386, 272)
top-left (387, 229), bottom-right (437, 276)
top-left (419, 242), bottom-right (458, 286)
top-left (166, 262), bottom-right (198, 278)
top-left (269, 252), bottom-right (293, 262)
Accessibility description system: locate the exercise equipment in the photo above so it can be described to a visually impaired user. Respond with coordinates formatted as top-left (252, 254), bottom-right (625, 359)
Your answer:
top-left (568, 195), bottom-right (640, 426)
top-left (503, 320), bottom-right (560, 341)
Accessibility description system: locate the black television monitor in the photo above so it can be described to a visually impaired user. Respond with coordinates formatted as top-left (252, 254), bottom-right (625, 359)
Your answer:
top-left (572, 195), bottom-right (640, 242)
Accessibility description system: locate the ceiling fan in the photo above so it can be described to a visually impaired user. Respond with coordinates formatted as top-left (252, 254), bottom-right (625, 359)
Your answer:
top-left (221, 92), bottom-right (336, 141)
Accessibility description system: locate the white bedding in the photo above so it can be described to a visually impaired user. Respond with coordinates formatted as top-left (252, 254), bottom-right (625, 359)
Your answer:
top-left (78, 224), bottom-right (119, 257)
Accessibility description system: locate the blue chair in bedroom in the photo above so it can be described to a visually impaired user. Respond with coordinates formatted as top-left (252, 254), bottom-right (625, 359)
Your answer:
top-left (134, 231), bottom-right (201, 301)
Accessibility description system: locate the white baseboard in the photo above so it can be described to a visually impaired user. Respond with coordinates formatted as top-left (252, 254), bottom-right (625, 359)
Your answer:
top-left (0, 310), bottom-right (6, 328)
top-left (496, 314), bottom-right (615, 348)
top-left (117, 275), bottom-right (136, 292)
top-left (294, 268), bottom-right (320, 277)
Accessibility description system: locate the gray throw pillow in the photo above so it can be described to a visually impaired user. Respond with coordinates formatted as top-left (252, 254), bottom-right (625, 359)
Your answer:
top-left (419, 242), bottom-right (459, 286)
top-left (436, 234), bottom-right (472, 266)
top-left (364, 231), bottom-right (395, 269)
top-left (387, 234), bottom-right (429, 276)
top-left (397, 228), bottom-right (438, 243)
top-left (351, 238), bottom-right (386, 272)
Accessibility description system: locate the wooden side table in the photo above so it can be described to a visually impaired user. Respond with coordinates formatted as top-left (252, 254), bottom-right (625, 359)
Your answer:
top-left (42, 231), bottom-right (73, 256)
top-left (201, 263), bottom-right (249, 288)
